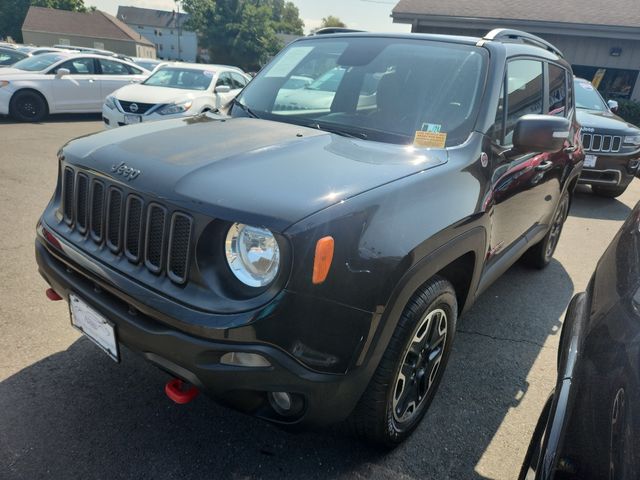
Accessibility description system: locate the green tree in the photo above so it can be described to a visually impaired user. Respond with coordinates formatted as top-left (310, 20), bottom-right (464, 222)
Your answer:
top-left (183, 0), bottom-right (304, 70)
top-left (320, 15), bottom-right (346, 28)
top-left (0, 0), bottom-right (87, 43)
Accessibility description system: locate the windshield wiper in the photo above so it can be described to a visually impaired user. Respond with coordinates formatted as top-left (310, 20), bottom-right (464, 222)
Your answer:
top-left (306, 122), bottom-right (368, 140)
top-left (230, 97), bottom-right (259, 118)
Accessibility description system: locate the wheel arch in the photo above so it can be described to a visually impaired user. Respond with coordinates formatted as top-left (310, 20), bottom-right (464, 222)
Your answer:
top-left (10, 87), bottom-right (51, 115)
top-left (356, 226), bottom-right (486, 373)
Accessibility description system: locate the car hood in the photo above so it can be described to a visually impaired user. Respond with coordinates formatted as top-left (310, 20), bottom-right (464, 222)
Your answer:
top-left (113, 83), bottom-right (205, 105)
top-left (0, 68), bottom-right (41, 77)
top-left (577, 109), bottom-right (640, 134)
top-left (62, 115), bottom-right (447, 231)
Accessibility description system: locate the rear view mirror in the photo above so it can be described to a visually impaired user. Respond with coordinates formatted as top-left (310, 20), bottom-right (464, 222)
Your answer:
top-left (215, 85), bottom-right (231, 94)
top-left (55, 68), bottom-right (70, 79)
top-left (513, 115), bottom-right (571, 154)
top-left (608, 99), bottom-right (619, 113)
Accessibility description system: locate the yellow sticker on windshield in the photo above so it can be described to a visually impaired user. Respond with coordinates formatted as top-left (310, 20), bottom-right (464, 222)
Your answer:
top-left (414, 131), bottom-right (447, 148)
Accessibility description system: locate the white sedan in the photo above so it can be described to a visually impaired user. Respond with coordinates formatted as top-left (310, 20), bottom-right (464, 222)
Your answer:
top-left (102, 63), bottom-right (250, 128)
top-left (0, 52), bottom-right (148, 121)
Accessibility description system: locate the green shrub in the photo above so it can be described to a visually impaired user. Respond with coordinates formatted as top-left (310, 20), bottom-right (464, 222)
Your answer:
top-left (617, 99), bottom-right (640, 127)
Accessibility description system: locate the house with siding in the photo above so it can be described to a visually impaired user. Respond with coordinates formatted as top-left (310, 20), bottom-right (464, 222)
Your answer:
top-left (21, 6), bottom-right (156, 58)
top-left (392, 0), bottom-right (640, 101)
top-left (117, 6), bottom-right (197, 62)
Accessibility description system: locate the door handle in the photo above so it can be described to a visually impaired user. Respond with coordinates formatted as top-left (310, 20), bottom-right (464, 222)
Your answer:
top-left (563, 145), bottom-right (578, 154)
top-left (535, 160), bottom-right (554, 171)
top-left (88, 78), bottom-right (95, 83)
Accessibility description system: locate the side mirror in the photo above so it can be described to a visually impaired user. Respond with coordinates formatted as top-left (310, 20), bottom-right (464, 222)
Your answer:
top-left (512, 114), bottom-right (571, 154)
top-left (55, 68), bottom-right (70, 79)
top-left (608, 99), bottom-right (619, 113)
top-left (215, 85), bottom-right (231, 94)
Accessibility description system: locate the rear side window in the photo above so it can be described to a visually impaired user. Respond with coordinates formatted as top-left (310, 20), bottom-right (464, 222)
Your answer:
top-left (99, 58), bottom-right (132, 75)
top-left (548, 64), bottom-right (568, 116)
top-left (216, 72), bottom-right (233, 87)
top-left (504, 59), bottom-right (544, 145)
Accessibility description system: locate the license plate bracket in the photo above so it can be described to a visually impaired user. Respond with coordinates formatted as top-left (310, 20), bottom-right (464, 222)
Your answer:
top-left (69, 294), bottom-right (119, 362)
top-left (584, 154), bottom-right (598, 168)
top-left (124, 114), bottom-right (142, 125)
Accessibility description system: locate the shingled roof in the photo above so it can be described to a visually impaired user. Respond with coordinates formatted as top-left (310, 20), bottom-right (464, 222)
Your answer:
top-left (392, 0), bottom-right (640, 29)
top-left (117, 6), bottom-right (190, 30)
top-left (22, 6), bottom-right (154, 46)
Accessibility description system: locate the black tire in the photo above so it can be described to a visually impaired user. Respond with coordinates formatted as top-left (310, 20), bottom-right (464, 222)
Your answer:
top-left (523, 191), bottom-right (570, 269)
top-left (592, 185), bottom-right (627, 198)
top-left (10, 90), bottom-right (48, 122)
top-left (347, 276), bottom-right (457, 447)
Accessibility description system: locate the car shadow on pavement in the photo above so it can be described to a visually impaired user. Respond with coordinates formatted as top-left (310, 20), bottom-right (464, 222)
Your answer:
top-left (0, 260), bottom-right (572, 480)
top-left (0, 113), bottom-right (102, 125)
top-left (568, 185), bottom-right (633, 221)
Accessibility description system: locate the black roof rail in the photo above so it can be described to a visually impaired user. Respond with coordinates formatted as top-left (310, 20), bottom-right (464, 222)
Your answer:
top-left (310, 27), bottom-right (365, 36)
top-left (478, 28), bottom-right (564, 58)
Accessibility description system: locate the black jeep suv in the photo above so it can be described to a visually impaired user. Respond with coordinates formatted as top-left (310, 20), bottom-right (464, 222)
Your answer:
top-left (36, 29), bottom-right (583, 446)
top-left (575, 77), bottom-right (640, 198)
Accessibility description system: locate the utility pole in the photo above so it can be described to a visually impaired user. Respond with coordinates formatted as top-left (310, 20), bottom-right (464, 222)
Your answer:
top-left (175, 0), bottom-right (181, 61)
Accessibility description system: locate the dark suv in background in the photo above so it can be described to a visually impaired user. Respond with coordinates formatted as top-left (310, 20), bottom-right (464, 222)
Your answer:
top-left (36, 29), bottom-right (582, 446)
top-left (575, 78), bottom-right (640, 197)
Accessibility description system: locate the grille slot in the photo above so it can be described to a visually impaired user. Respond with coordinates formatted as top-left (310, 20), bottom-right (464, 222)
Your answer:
top-left (75, 174), bottom-right (89, 233)
top-left (63, 167), bottom-right (74, 224)
top-left (582, 133), bottom-right (622, 153)
top-left (118, 100), bottom-right (155, 114)
top-left (90, 181), bottom-right (105, 242)
top-left (59, 167), bottom-right (193, 284)
top-left (167, 213), bottom-right (193, 284)
top-left (145, 204), bottom-right (167, 273)
top-left (106, 188), bottom-right (124, 252)
top-left (124, 195), bottom-right (144, 262)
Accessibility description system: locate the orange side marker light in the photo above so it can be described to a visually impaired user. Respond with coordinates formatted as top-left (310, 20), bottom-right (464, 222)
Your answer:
top-left (312, 236), bottom-right (334, 285)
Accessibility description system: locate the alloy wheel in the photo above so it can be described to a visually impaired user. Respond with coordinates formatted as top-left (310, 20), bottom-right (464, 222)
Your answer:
top-left (392, 308), bottom-right (448, 424)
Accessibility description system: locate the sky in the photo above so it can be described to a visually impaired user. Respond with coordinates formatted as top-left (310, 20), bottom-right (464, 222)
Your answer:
top-left (85, 0), bottom-right (411, 34)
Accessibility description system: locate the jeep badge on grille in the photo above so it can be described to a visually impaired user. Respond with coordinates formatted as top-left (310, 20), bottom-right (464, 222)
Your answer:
top-left (111, 162), bottom-right (141, 181)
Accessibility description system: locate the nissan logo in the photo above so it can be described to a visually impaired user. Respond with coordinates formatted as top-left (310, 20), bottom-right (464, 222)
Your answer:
top-left (129, 103), bottom-right (139, 113)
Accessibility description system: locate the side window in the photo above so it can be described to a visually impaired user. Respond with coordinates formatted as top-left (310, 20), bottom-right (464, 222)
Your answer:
top-left (53, 57), bottom-right (96, 74)
top-left (216, 72), bottom-right (232, 88)
top-left (129, 65), bottom-right (143, 75)
top-left (230, 72), bottom-right (247, 89)
top-left (548, 64), bottom-right (568, 116)
top-left (504, 59), bottom-right (544, 145)
top-left (99, 58), bottom-right (131, 75)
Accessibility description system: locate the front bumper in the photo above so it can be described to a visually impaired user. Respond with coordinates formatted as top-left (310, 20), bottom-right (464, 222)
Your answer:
top-left (36, 226), bottom-right (376, 427)
top-left (0, 87), bottom-right (12, 115)
top-left (578, 151), bottom-right (640, 187)
top-left (101, 105), bottom-right (188, 129)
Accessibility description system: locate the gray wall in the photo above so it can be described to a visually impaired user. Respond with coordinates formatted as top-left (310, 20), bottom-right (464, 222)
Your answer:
top-left (22, 31), bottom-right (156, 58)
top-left (413, 25), bottom-right (640, 100)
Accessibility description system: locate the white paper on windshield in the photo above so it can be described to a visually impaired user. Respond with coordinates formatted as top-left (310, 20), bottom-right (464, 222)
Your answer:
top-left (264, 46), bottom-right (314, 78)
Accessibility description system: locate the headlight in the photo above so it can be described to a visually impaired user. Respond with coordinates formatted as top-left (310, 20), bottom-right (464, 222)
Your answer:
top-left (158, 101), bottom-right (192, 115)
top-left (225, 223), bottom-right (280, 287)
top-left (624, 134), bottom-right (640, 146)
top-left (104, 95), bottom-right (117, 109)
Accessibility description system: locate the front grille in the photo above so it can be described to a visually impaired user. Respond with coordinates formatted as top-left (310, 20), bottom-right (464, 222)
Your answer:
top-left (581, 133), bottom-right (622, 153)
top-left (118, 100), bottom-right (155, 114)
top-left (61, 167), bottom-right (193, 284)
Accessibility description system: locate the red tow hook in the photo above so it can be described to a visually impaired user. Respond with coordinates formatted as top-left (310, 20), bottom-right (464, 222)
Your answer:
top-left (46, 288), bottom-right (63, 301)
top-left (165, 378), bottom-right (199, 404)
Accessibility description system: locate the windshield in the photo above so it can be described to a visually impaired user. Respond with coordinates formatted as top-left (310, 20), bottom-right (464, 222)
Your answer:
top-left (574, 79), bottom-right (608, 111)
top-left (11, 53), bottom-right (67, 71)
top-left (143, 67), bottom-right (214, 90)
top-left (236, 37), bottom-right (487, 146)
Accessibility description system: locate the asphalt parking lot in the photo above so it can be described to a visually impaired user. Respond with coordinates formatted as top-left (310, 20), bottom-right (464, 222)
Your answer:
top-left (1, 114), bottom-right (638, 480)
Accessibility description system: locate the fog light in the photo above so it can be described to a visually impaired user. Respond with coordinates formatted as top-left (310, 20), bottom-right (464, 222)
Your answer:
top-left (629, 159), bottom-right (640, 171)
top-left (220, 352), bottom-right (271, 368)
top-left (269, 391), bottom-right (292, 414)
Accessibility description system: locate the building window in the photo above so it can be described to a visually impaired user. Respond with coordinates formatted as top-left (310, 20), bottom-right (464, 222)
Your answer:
top-left (58, 38), bottom-right (70, 46)
top-left (93, 41), bottom-right (105, 50)
top-left (573, 65), bottom-right (639, 101)
top-left (159, 44), bottom-right (163, 51)
top-left (170, 30), bottom-right (174, 35)
top-left (171, 45), bottom-right (175, 50)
